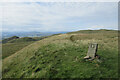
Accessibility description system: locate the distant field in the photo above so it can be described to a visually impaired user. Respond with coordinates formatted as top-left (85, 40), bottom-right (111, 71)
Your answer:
top-left (2, 30), bottom-right (118, 78)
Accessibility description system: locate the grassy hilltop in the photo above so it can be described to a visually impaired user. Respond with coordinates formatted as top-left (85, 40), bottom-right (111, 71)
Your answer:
top-left (2, 30), bottom-right (118, 78)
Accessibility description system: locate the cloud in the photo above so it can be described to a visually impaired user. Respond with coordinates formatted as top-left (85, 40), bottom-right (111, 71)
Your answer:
top-left (0, 0), bottom-right (119, 2)
top-left (1, 2), bottom-right (118, 32)
top-left (87, 25), bottom-right (106, 30)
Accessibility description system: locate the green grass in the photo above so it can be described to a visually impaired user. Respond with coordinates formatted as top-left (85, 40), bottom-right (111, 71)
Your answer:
top-left (2, 30), bottom-right (118, 78)
top-left (2, 42), bottom-right (34, 59)
top-left (2, 36), bottom-right (46, 59)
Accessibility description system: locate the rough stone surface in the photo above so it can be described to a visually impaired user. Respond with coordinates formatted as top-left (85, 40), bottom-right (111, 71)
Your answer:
top-left (87, 43), bottom-right (98, 59)
top-left (84, 43), bottom-right (98, 59)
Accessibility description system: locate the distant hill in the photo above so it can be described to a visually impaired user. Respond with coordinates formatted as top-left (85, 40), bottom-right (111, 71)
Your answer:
top-left (2, 36), bottom-right (19, 44)
top-left (2, 36), bottom-right (48, 44)
top-left (2, 30), bottom-right (118, 78)
top-left (67, 29), bottom-right (117, 34)
top-left (2, 31), bottom-right (68, 40)
top-left (8, 37), bottom-right (37, 43)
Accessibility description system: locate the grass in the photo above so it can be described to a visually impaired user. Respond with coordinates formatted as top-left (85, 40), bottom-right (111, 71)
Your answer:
top-left (2, 36), bottom-right (47, 59)
top-left (2, 30), bottom-right (118, 78)
top-left (2, 42), bottom-right (34, 59)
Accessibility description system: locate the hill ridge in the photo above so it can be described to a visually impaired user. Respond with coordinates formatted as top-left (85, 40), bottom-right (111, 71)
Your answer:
top-left (2, 30), bottom-right (118, 78)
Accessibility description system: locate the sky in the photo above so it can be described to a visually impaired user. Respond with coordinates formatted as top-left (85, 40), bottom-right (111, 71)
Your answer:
top-left (0, 2), bottom-right (118, 32)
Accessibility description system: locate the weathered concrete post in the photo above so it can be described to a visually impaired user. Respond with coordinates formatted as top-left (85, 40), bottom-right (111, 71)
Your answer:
top-left (84, 43), bottom-right (98, 59)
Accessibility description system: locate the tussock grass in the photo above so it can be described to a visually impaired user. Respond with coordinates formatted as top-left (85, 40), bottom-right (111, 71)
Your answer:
top-left (2, 30), bottom-right (118, 78)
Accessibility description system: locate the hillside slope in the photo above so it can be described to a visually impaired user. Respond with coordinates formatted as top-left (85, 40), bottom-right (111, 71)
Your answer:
top-left (2, 36), bottom-right (46, 59)
top-left (2, 36), bottom-right (19, 44)
top-left (2, 30), bottom-right (118, 78)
